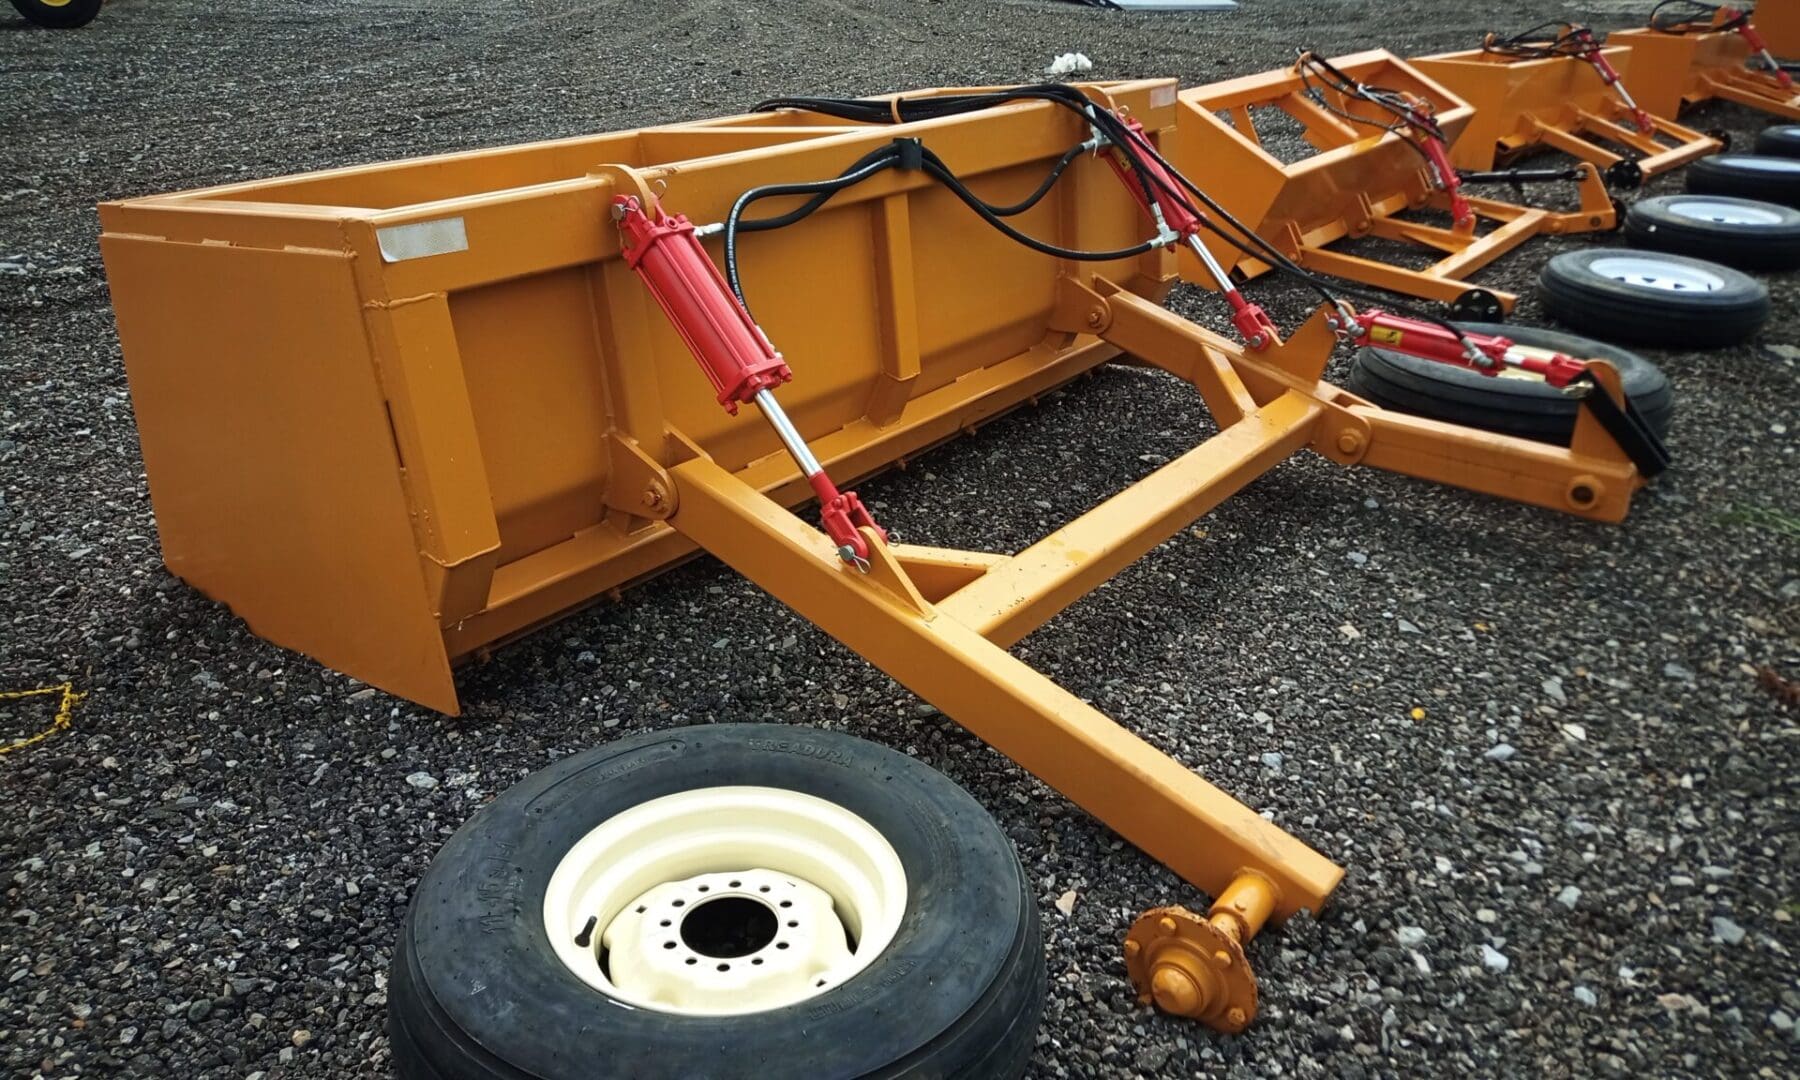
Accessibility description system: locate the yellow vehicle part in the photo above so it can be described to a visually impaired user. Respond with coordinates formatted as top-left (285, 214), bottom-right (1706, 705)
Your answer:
top-left (100, 81), bottom-right (1654, 1033)
top-left (1610, 19), bottom-right (1800, 120)
top-left (1412, 45), bottom-right (1720, 178)
top-left (1167, 51), bottom-right (1615, 315)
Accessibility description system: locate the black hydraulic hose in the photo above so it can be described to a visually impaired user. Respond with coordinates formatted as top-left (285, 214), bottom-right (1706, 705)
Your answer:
top-left (751, 83), bottom-right (1479, 343)
top-left (1295, 51), bottom-right (1438, 167)
top-left (1649, 0), bottom-right (1748, 34)
top-left (757, 85), bottom-right (1166, 210)
top-left (917, 149), bottom-right (1161, 262)
top-left (981, 141), bottom-right (1089, 217)
top-left (723, 130), bottom-right (1112, 310)
top-left (1128, 131), bottom-right (1475, 338)
top-left (722, 137), bottom-right (1156, 316)
top-left (725, 147), bottom-right (906, 304)
top-left (733, 144), bottom-right (903, 236)
top-left (1482, 21), bottom-right (1592, 60)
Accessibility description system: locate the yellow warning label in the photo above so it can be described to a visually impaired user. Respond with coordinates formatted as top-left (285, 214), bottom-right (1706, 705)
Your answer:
top-left (1370, 326), bottom-right (1404, 346)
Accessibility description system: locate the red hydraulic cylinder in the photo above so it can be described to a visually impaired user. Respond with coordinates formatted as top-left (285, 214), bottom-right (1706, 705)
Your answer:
top-left (1571, 28), bottom-right (1657, 134)
top-left (1100, 117), bottom-right (1280, 348)
top-left (1417, 135), bottom-right (1476, 230)
top-left (1728, 8), bottom-right (1796, 90)
top-left (614, 195), bottom-right (792, 414)
top-left (1351, 311), bottom-right (1587, 386)
top-left (614, 194), bottom-right (885, 567)
top-left (1100, 118), bottom-right (1203, 239)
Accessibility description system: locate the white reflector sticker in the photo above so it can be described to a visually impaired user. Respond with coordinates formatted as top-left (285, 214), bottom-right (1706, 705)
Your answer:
top-left (376, 217), bottom-right (469, 263)
top-left (1151, 84), bottom-right (1178, 109)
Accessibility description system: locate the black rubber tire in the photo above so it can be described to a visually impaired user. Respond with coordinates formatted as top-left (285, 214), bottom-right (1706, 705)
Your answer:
top-left (1754, 125), bottom-right (1800, 158)
top-left (1624, 194), bottom-right (1800, 271)
top-left (388, 724), bottom-right (1045, 1080)
top-left (8, 0), bottom-right (102, 28)
top-left (1348, 322), bottom-right (1673, 444)
top-left (1685, 154), bottom-right (1800, 209)
top-left (1537, 249), bottom-right (1769, 348)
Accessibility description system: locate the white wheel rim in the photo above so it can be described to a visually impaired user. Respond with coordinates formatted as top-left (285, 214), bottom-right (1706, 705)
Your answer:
top-left (1588, 255), bottom-right (1726, 293)
top-left (542, 786), bottom-right (907, 1016)
top-left (1666, 198), bottom-right (1786, 226)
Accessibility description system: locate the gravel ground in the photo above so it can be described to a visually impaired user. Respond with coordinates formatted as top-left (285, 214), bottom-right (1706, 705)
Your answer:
top-left (4, 1), bottom-right (1799, 1077)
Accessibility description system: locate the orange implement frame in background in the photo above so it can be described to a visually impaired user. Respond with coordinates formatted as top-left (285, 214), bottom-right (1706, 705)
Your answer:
top-left (1168, 51), bottom-right (1615, 316)
top-left (101, 81), bottom-right (1655, 1031)
top-left (1412, 46), bottom-right (1720, 179)
top-left (1764, 1), bottom-right (1800, 59)
top-left (1609, 20), bottom-right (1800, 120)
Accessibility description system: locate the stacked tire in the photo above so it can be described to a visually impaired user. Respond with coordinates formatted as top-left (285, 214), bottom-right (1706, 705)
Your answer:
top-left (1623, 195), bottom-right (1800, 272)
top-left (1685, 154), bottom-right (1800, 209)
top-left (1537, 249), bottom-right (1769, 348)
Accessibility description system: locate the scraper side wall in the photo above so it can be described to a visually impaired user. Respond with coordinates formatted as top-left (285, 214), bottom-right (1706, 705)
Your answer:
top-left (99, 235), bottom-right (458, 711)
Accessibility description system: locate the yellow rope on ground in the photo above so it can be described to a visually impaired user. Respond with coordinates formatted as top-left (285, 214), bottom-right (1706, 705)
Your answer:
top-left (0, 682), bottom-right (86, 757)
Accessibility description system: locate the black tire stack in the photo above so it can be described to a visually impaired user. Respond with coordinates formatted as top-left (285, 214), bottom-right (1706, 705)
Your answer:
top-left (1534, 125), bottom-right (1800, 351)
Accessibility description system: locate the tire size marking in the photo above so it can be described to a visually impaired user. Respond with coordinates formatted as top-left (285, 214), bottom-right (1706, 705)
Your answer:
top-left (526, 740), bottom-right (686, 814)
top-left (746, 738), bottom-right (855, 768)
top-left (476, 840), bottom-right (523, 935)
top-left (804, 957), bottom-right (918, 1020)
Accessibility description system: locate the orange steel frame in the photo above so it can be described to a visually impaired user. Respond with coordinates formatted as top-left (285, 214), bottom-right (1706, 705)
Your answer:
top-left (1412, 45), bottom-right (1721, 179)
top-left (1764, 0), bottom-right (1800, 58)
top-left (1609, 18), bottom-right (1800, 120)
top-left (100, 81), bottom-right (1652, 1030)
top-left (1168, 51), bottom-right (1616, 316)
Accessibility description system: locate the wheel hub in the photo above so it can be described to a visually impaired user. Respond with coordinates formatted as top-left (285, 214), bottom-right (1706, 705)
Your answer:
top-left (603, 868), bottom-right (853, 1013)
